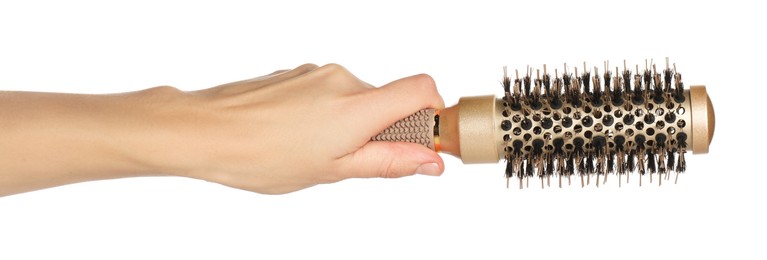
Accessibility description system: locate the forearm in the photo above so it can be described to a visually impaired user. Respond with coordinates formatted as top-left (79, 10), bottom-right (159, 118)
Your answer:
top-left (0, 87), bottom-right (183, 196)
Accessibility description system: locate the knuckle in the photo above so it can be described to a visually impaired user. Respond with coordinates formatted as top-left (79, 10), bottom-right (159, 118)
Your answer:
top-left (410, 74), bottom-right (443, 106)
top-left (296, 63), bottom-right (319, 71)
top-left (310, 63), bottom-right (360, 87)
top-left (318, 63), bottom-right (348, 74)
top-left (412, 73), bottom-right (437, 90)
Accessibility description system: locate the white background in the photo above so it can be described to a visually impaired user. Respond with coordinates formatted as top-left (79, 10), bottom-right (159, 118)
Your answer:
top-left (0, 1), bottom-right (763, 259)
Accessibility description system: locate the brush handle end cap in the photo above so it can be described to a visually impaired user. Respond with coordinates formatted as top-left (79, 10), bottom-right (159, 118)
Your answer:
top-left (690, 85), bottom-right (714, 154)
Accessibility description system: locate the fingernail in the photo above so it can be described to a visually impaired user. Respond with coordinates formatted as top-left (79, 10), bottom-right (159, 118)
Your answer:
top-left (415, 163), bottom-right (442, 176)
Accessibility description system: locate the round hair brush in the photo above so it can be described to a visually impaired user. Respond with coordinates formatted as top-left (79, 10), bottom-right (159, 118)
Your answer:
top-left (373, 58), bottom-right (715, 188)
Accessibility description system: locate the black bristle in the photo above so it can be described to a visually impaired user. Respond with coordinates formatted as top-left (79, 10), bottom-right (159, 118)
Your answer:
top-left (614, 136), bottom-right (626, 172)
top-left (676, 132), bottom-right (688, 148)
top-left (562, 117), bottom-right (573, 128)
top-left (503, 75), bottom-right (511, 93)
top-left (552, 76), bottom-right (562, 99)
top-left (505, 161), bottom-right (514, 178)
top-left (571, 97), bottom-right (583, 108)
top-left (598, 70), bottom-right (609, 105)
top-left (532, 139), bottom-right (544, 156)
top-left (667, 150), bottom-right (675, 171)
top-left (612, 91), bottom-right (623, 106)
top-left (593, 137), bottom-right (608, 175)
top-left (530, 100), bottom-right (543, 110)
top-left (546, 156), bottom-right (555, 176)
top-left (674, 72), bottom-right (685, 103)
top-left (526, 160), bottom-right (534, 177)
top-left (674, 91), bottom-right (685, 103)
top-left (612, 70), bottom-right (623, 106)
top-left (541, 117), bottom-right (553, 129)
top-left (592, 136), bottom-right (607, 154)
top-left (623, 70), bottom-right (632, 94)
top-left (510, 102), bottom-right (522, 111)
top-left (553, 138), bottom-right (565, 154)
top-left (592, 94), bottom-right (604, 107)
top-left (578, 157), bottom-right (586, 174)
top-left (585, 153), bottom-right (594, 174)
top-left (516, 160), bottom-right (525, 179)
top-left (573, 138), bottom-right (585, 153)
top-left (643, 70), bottom-right (652, 95)
top-left (665, 113), bottom-right (676, 124)
top-left (573, 137), bottom-right (585, 174)
top-left (657, 149), bottom-right (667, 174)
top-left (521, 118), bottom-right (532, 130)
top-left (501, 120), bottom-right (512, 131)
top-left (627, 150), bottom-right (636, 172)
top-left (607, 152), bottom-right (615, 173)
top-left (582, 72), bottom-right (591, 95)
top-left (512, 140), bottom-right (524, 155)
top-left (644, 114), bottom-right (655, 124)
top-left (676, 152), bottom-right (686, 173)
top-left (647, 150), bottom-right (656, 173)
top-left (623, 114), bottom-right (635, 125)
top-left (602, 115), bottom-right (614, 126)
top-left (632, 95), bottom-right (645, 106)
top-left (614, 136), bottom-right (626, 150)
top-left (664, 68), bottom-right (673, 92)
top-left (564, 73), bottom-right (582, 107)
top-left (655, 134), bottom-right (667, 148)
top-left (573, 137), bottom-right (586, 151)
top-left (523, 74), bottom-right (532, 98)
top-left (635, 135), bottom-right (646, 150)
top-left (653, 73), bottom-right (665, 104)
top-left (592, 77), bottom-right (603, 107)
top-left (566, 156), bottom-right (575, 175)
top-left (542, 73), bottom-right (551, 97)
top-left (532, 77), bottom-right (543, 110)
top-left (550, 96), bottom-right (563, 109)
top-left (633, 74), bottom-right (644, 105)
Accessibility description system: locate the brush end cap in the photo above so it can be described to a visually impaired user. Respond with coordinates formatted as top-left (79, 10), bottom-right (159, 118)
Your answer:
top-left (690, 85), bottom-right (714, 154)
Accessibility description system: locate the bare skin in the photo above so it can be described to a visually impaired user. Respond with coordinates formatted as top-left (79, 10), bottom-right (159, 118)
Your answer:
top-left (0, 64), bottom-right (445, 196)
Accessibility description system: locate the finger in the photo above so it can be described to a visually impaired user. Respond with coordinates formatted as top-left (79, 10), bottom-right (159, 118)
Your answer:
top-left (334, 141), bottom-right (444, 179)
top-left (352, 74), bottom-right (445, 132)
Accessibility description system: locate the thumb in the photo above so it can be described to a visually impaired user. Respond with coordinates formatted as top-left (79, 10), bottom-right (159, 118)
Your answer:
top-left (336, 141), bottom-right (444, 179)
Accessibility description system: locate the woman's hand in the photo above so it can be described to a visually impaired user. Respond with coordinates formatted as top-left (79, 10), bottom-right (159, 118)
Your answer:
top-left (170, 64), bottom-right (445, 194)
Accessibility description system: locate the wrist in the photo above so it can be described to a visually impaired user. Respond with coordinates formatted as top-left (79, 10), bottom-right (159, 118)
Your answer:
top-left (110, 86), bottom-right (207, 177)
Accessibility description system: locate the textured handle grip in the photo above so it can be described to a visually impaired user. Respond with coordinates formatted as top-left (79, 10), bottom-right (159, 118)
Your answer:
top-left (372, 109), bottom-right (436, 150)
